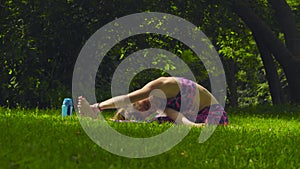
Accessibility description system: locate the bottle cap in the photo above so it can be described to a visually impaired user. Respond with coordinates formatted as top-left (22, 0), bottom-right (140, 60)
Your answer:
top-left (63, 98), bottom-right (73, 105)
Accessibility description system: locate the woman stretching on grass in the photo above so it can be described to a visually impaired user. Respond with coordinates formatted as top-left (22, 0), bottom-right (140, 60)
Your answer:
top-left (77, 77), bottom-right (228, 127)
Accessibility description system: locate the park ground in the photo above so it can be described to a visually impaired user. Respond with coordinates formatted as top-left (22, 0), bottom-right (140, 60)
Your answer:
top-left (0, 105), bottom-right (299, 169)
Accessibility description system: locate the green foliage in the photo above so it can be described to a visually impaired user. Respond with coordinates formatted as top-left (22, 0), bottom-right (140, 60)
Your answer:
top-left (95, 33), bottom-right (209, 100)
top-left (286, 0), bottom-right (300, 11)
top-left (1, 0), bottom-right (299, 108)
top-left (202, 1), bottom-right (273, 106)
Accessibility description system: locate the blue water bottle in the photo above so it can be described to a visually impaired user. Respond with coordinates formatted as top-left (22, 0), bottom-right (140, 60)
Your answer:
top-left (62, 98), bottom-right (73, 116)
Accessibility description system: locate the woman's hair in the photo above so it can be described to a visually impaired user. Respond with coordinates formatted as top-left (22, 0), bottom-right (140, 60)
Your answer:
top-left (111, 98), bottom-right (156, 121)
top-left (112, 108), bottom-right (126, 120)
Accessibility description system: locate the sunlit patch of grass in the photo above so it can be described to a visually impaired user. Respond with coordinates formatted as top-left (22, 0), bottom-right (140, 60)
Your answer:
top-left (0, 105), bottom-right (299, 169)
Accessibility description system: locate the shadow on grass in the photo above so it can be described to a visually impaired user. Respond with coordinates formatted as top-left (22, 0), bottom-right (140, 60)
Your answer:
top-left (226, 104), bottom-right (300, 121)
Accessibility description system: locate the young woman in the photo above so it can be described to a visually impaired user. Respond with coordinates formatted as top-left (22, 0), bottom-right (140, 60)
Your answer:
top-left (77, 77), bottom-right (228, 127)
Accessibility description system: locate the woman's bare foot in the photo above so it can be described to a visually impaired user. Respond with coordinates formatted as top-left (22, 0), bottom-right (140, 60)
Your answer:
top-left (77, 96), bottom-right (100, 118)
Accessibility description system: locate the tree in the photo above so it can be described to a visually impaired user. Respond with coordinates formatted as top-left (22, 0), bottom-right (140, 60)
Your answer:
top-left (231, 0), bottom-right (300, 104)
top-left (253, 33), bottom-right (283, 105)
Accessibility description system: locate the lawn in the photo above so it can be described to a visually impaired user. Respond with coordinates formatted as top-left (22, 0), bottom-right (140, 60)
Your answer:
top-left (0, 105), bottom-right (299, 169)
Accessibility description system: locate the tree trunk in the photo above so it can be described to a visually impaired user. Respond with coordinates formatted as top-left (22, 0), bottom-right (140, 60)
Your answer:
top-left (282, 61), bottom-right (300, 104)
top-left (253, 33), bottom-right (283, 105)
top-left (269, 0), bottom-right (300, 57)
top-left (223, 57), bottom-right (238, 107)
top-left (231, 1), bottom-right (300, 104)
top-left (268, 0), bottom-right (300, 104)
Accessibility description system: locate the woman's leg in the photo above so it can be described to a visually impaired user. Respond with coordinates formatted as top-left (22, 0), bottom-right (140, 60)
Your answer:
top-left (77, 78), bottom-right (163, 117)
top-left (77, 77), bottom-right (180, 118)
top-left (77, 94), bottom-right (148, 118)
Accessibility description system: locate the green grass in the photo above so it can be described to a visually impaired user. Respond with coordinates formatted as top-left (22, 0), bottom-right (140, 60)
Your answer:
top-left (0, 105), bottom-right (299, 169)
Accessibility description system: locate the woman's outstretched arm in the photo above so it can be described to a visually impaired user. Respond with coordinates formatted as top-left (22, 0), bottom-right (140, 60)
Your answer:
top-left (164, 108), bottom-right (204, 127)
top-left (77, 88), bottom-right (153, 118)
top-left (98, 77), bottom-right (168, 110)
